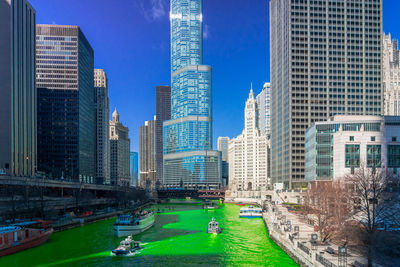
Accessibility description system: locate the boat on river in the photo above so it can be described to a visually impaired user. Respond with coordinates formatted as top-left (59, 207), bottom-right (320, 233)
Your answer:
top-left (207, 218), bottom-right (222, 234)
top-left (0, 221), bottom-right (53, 257)
top-left (111, 235), bottom-right (141, 256)
top-left (239, 206), bottom-right (263, 218)
top-left (113, 210), bottom-right (155, 237)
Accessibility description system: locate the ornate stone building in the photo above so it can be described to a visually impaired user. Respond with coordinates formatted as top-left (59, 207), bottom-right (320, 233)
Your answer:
top-left (229, 88), bottom-right (269, 191)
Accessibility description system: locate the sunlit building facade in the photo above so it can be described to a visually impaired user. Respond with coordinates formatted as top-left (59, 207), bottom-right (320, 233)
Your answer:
top-left (270, 0), bottom-right (383, 188)
top-left (383, 33), bottom-right (400, 116)
top-left (306, 116), bottom-right (400, 181)
top-left (163, 0), bottom-right (221, 188)
top-left (256, 82), bottom-right (271, 136)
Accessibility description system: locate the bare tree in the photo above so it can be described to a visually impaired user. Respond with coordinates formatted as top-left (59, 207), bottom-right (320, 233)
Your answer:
top-left (344, 167), bottom-right (400, 267)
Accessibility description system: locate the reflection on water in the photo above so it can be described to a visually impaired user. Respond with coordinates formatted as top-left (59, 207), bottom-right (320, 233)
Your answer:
top-left (0, 202), bottom-right (298, 267)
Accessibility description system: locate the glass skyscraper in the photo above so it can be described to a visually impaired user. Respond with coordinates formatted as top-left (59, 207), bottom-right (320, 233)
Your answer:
top-left (163, 0), bottom-right (221, 188)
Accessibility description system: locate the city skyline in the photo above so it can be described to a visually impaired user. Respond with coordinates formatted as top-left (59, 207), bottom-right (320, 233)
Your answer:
top-left (28, 0), bottom-right (400, 153)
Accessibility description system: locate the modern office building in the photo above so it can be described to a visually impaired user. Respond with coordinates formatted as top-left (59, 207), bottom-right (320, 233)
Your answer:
top-left (217, 137), bottom-right (229, 162)
top-left (36, 24), bottom-right (95, 183)
top-left (217, 137), bottom-right (230, 187)
top-left (256, 82), bottom-right (271, 136)
top-left (109, 108), bottom-right (130, 186)
top-left (270, 0), bottom-right (383, 188)
top-left (140, 118), bottom-right (156, 190)
top-left (306, 116), bottom-right (400, 181)
top-left (94, 69), bottom-right (110, 184)
top-left (163, 0), bottom-right (221, 188)
top-left (155, 86), bottom-right (171, 184)
top-left (383, 33), bottom-right (400, 116)
top-left (228, 89), bottom-right (269, 191)
top-left (130, 152), bottom-right (139, 187)
top-left (0, 0), bottom-right (36, 177)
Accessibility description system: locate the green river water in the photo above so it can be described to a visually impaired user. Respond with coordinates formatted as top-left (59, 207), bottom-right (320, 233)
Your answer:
top-left (0, 202), bottom-right (298, 267)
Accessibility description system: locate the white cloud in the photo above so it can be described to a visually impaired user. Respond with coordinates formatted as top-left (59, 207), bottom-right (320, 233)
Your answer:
top-left (203, 24), bottom-right (210, 39)
top-left (138, 0), bottom-right (167, 22)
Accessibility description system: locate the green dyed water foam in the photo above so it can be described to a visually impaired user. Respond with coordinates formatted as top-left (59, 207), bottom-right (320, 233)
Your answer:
top-left (0, 202), bottom-right (298, 266)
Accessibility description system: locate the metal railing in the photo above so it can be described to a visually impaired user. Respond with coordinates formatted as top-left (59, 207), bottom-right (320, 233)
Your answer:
top-left (316, 253), bottom-right (337, 267)
top-left (297, 242), bottom-right (311, 256)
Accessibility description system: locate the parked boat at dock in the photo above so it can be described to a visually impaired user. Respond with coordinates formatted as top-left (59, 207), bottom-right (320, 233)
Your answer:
top-left (113, 211), bottom-right (155, 237)
top-left (239, 206), bottom-right (262, 218)
top-left (0, 221), bottom-right (53, 257)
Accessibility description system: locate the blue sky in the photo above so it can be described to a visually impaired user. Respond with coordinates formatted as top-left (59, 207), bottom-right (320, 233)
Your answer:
top-left (30, 0), bottom-right (400, 152)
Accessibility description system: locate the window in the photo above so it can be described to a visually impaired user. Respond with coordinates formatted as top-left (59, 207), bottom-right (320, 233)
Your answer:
top-left (345, 144), bottom-right (360, 168)
top-left (367, 145), bottom-right (381, 168)
top-left (371, 136), bottom-right (375, 142)
top-left (388, 145), bottom-right (400, 168)
top-left (392, 137), bottom-right (397, 142)
top-left (350, 136), bottom-right (355, 141)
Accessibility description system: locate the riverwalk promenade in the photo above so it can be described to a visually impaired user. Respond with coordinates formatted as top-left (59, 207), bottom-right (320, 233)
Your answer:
top-left (263, 201), bottom-right (369, 267)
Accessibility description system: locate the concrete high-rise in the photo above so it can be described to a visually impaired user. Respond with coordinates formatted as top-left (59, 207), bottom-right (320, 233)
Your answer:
top-left (163, 0), bottom-right (221, 189)
top-left (270, 0), bottom-right (383, 188)
top-left (130, 152), bottom-right (139, 187)
top-left (256, 82), bottom-right (271, 136)
top-left (140, 118), bottom-right (156, 190)
top-left (383, 33), bottom-right (400, 115)
top-left (109, 108), bottom-right (130, 186)
top-left (0, 0), bottom-right (36, 177)
top-left (229, 89), bottom-right (269, 191)
top-left (36, 25), bottom-right (96, 183)
top-left (94, 69), bottom-right (110, 184)
top-left (155, 86), bottom-right (171, 184)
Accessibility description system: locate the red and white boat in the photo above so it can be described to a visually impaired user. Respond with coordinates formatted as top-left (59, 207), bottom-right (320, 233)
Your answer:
top-left (0, 221), bottom-right (53, 257)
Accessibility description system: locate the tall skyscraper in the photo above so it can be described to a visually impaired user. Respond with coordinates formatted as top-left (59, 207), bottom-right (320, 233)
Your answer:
top-left (383, 33), bottom-right (400, 115)
top-left (94, 69), bottom-right (110, 184)
top-left (130, 152), bottom-right (139, 187)
top-left (256, 82), bottom-right (271, 136)
top-left (228, 89), bottom-right (269, 191)
top-left (217, 137), bottom-right (230, 187)
top-left (0, 0), bottom-right (36, 177)
top-left (163, 0), bottom-right (221, 188)
top-left (140, 118), bottom-right (156, 190)
top-left (155, 86), bottom-right (171, 184)
top-left (270, 0), bottom-right (383, 188)
top-left (217, 137), bottom-right (229, 162)
top-left (36, 25), bottom-right (96, 182)
top-left (109, 108), bottom-right (130, 186)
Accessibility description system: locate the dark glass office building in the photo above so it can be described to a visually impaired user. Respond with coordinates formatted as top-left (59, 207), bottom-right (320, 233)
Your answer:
top-left (36, 25), bottom-right (95, 183)
top-left (155, 86), bottom-right (171, 184)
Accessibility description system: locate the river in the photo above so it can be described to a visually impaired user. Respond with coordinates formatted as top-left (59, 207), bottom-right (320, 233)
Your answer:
top-left (0, 201), bottom-right (298, 266)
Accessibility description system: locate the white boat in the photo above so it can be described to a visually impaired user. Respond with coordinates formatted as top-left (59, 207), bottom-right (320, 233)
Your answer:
top-left (239, 206), bottom-right (263, 218)
top-left (207, 218), bottom-right (222, 234)
top-left (111, 236), bottom-right (141, 256)
top-left (113, 211), bottom-right (155, 237)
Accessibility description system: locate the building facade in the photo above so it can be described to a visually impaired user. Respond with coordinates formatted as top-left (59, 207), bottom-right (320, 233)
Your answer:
top-left (109, 109), bottom-right (130, 186)
top-left (383, 33), bottom-right (400, 116)
top-left (140, 118), bottom-right (156, 190)
top-left (155, 86), bottom-right (171, 184)
top-left (94, 69), bottom-right (110, 184)
top-left (306, 116), bottom-right (400, 181)
top-left (130, 152), bottom-right (139, 187)
top-left (217, 137), bottom-right (230, 187)
top-left (270, 0), bottom-right (383, 188)
top-left (256, 82), bottom-right (271, 136)
top-left (36, 24), bottom-right (95, 183)
top-left (163, 0), bottom-right (221, 188)
top-left (0, 0), bottom-right (36, 177)
top-left (228, 89), bottom-right (269, 191)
